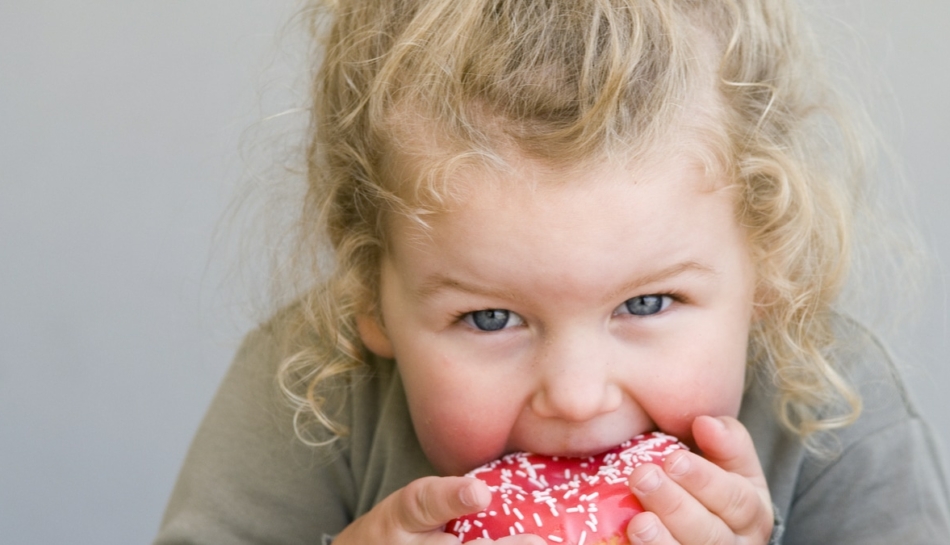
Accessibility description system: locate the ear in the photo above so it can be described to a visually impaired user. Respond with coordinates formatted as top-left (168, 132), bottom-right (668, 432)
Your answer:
top-left (356, 313), bottom-right (394, 359)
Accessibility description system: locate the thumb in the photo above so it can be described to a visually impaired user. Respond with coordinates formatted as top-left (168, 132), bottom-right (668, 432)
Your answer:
top-left (390, 476), bottom-right (491, 533)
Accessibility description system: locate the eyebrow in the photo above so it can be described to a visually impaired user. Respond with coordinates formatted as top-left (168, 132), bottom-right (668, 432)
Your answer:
top-left (603, 260), bottom-right (718, 303)
top-left (413, 275), bottom-right (526, 303)
top-left (413, 260), bottom-right (717, 303)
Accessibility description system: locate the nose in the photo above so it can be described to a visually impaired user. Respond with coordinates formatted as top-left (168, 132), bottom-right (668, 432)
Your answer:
top-left (529, 329), bottom-right (623, 422)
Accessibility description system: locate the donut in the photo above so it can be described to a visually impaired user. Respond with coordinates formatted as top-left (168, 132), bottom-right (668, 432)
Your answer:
top-left (445, 432), bottom-right (686, 545)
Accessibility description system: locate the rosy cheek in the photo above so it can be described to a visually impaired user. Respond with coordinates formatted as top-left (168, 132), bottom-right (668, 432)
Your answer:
top-left (640, 375), bottom-right (743, 441)
top-left (410, 394), bottom-right (513, 473)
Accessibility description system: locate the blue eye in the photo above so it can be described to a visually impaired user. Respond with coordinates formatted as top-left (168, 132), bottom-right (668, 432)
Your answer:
top-left (463, 309), bottom-right (524, 331)
top-left (619, 295), bottom-right (671, 316)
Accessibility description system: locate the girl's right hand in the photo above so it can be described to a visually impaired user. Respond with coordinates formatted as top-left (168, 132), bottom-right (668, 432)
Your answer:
top-left (333, 475), bottom-right (547, 545)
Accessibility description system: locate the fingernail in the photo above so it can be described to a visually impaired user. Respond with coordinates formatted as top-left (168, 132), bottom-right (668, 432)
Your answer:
top-left (632, 519), bottom-right (659, 543)
top-left (460, 484), bottom-right (480, 508)
top-left (667, 452), bottom-right (690, 477)
top-left (633, 468), bottom-right (661, 494)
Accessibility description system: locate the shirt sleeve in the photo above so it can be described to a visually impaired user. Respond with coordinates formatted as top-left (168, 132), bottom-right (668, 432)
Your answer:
top-left (153, 324), bottom-right (357, 545)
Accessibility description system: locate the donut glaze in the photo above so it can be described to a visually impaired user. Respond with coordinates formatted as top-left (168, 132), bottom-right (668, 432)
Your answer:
top-left (445, 432), bottom-right (686, 545)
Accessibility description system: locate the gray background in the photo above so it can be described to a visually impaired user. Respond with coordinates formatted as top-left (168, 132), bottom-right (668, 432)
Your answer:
top-left (1, 1), bottom-right (947, 543)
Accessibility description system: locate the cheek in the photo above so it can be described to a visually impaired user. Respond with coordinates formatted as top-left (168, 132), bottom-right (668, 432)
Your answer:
top-left (407, 392), bottom-right (519, 475)
top-left (636, 337), bottom-right (748, 442)
top-left (397, 352), bottom-right (526, 474)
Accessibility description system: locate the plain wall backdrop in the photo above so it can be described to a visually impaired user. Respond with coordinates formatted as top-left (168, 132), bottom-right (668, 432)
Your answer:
top-left (1, 1), bottom-right (947, 543)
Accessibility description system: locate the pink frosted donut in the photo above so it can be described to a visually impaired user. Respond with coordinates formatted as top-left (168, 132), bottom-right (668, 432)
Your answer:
top-left (445, 432), bottom-right (687, 545)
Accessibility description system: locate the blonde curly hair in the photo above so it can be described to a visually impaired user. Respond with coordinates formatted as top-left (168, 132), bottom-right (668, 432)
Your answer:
top-left (276, 0), bottom-right (868, 448)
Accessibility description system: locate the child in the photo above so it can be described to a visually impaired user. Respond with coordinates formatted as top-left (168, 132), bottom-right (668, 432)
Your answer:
top-left (155, 0), bottom-right (950, 544)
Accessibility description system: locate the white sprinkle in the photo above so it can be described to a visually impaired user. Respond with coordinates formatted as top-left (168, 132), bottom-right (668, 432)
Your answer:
top-left (548, 535), bottom-right (564, 543)
top-left (515, 521), bottom-right (525, 533)
top-left (483, 530), bottom-right (490, 539)
top-left (489, 511), bottom-right (497, 516)
top-left (503, 503), bottom-right (510, 516)
top-left (533, 513), bottom-right (543, 527)
top-left (474, 520), bottom-right (483, 528)
top-left (513, 507), bottom-right (524, 520)
top-left (579, 530), bottom-right (588, 545)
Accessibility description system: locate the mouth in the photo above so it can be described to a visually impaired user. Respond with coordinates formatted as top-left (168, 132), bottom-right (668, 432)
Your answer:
top-left (512, 428), bottom-right (660, 459)
top-left (506, 409), bottom-right (659, 459)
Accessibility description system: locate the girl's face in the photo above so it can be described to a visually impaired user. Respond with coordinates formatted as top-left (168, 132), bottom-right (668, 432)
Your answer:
top-left (358, 152), bottom-right (757, 476)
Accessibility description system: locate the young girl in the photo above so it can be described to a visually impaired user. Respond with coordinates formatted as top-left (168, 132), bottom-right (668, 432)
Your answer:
top-left (155, 1), bottom-right (950, 544)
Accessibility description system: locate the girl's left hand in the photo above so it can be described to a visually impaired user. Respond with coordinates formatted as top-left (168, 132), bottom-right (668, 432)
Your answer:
top-left (626, 416), bottom-right (773, 545)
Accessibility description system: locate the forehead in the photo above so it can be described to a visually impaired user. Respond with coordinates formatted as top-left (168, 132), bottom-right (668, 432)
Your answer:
top-left (386, 146), bottom-right (738, 264)
top-left (381, 118), bottom-right (729, 225)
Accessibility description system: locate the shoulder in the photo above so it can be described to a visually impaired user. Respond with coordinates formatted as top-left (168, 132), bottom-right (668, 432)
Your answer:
top-left (782, 315), bottom-right (950, 544)
top-left (828, 315), bottom-right (916, 430)
top-left (745, 313), bottom-right (921, 460)
top-left (155, 306), bottom-right (358, 544)
top-left (251, 305), bottom-right (437, 515)
top-left (155, 305), bottom-right (433, 545)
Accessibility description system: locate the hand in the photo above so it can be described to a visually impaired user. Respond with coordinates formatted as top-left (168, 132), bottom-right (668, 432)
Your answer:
top-left (333, 475), bottom-right (547, 545)
top-left (625, 416), bottom-right (773, 545)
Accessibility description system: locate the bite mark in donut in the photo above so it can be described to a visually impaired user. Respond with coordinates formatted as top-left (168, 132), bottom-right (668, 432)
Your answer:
top-left (445, 432), bottom-right (686, 545)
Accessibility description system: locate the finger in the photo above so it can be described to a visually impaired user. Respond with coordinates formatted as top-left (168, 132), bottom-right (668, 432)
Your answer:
top-left (662, 449), bottom-right (772, 538)
top-left (691, 416), bottom-right (765, 483)
top-left (626, 511), bottom-right (679, 545)
top-left (629, 463), bottom-right (735, 545)
top-left (391, 476), bottom-right (491, 534)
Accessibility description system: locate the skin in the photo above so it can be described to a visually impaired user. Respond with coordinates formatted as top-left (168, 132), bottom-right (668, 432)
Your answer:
top-left (337, 150), bottom-right (773, 544)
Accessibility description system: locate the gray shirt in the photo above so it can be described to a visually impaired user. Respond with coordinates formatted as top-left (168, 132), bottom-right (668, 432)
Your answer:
top-left (154, 316), bottom-right (950, 544)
